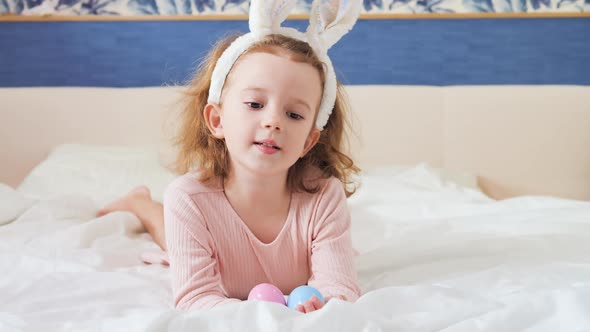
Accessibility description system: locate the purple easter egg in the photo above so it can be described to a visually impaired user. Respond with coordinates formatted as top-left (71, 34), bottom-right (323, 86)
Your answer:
top-left (247, 283), bottom-right (287, 305)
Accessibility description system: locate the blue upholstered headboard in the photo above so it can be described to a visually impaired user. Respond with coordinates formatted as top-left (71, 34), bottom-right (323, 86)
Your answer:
top-left (1, 17), bottom-right (589, 87)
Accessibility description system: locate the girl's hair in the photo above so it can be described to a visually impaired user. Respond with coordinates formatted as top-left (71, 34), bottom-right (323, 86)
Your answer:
top-left (174, 33), bottom-right (359, 197)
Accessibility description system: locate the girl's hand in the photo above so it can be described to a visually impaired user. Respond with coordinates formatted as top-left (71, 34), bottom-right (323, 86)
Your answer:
top-left (295, 295), bottom-right (324, 313)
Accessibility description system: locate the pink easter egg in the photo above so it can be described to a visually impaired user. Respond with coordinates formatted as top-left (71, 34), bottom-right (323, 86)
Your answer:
top-left (247, 283), bottom-right (287, 305)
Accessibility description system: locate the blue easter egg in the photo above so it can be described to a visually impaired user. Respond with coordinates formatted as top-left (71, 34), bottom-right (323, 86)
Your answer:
top-left (287, 285), bottom-right (325, 309)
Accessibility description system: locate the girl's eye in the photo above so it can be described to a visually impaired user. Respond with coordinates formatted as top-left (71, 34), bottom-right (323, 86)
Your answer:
top-left (246, 102), bottom-right (263, 109)
top-left (287, 112), bottom-right (304, 120)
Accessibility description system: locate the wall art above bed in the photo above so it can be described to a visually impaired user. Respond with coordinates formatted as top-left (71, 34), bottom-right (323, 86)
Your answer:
top-left (0, 0), bottom-right (587, 16)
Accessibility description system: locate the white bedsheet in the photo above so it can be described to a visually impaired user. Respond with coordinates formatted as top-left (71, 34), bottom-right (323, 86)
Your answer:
top-left (2, 164), bottom-right (590, 331)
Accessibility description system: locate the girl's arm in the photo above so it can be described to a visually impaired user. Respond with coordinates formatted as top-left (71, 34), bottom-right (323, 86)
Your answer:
top-left (307, 178), bottom-right (361, 303)
top-left (164, 185), bottom-right (241, 310)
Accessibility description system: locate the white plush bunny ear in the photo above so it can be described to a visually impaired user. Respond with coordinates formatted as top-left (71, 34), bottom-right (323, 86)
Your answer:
top-left (307, 0), bottom-right (361, 51)
top-left (249, 0), bottom-right (297, 34)
top-left (209, 0), bottom-right (360, 130)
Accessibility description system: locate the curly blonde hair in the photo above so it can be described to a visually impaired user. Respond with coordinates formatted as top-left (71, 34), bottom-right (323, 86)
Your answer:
top-left (173, 33), bottom-right (359, 197)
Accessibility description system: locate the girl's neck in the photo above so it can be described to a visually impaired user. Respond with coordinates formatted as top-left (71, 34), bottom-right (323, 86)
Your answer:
top-left (223, 167), bottom-right (290, 206)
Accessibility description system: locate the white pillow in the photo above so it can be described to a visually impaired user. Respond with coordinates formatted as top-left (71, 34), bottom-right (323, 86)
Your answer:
top-left (17, 144), bottom-right (485, 209)
top-left (348, 162), bottom-right (492, 224)
top-left (356, 163), bottom-right (482, 191)
top-left (347, 163), bottom-right (491, 254)
top-left (17, 144), bottom-right (176, 206)
top-left (349, 163), bottom-right (489, 206)
top-left (0, 183), bottom-right (34, 225)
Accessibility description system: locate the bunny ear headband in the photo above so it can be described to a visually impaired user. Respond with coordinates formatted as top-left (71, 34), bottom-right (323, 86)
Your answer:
top-left (207, 0), bottom-right (362, 130)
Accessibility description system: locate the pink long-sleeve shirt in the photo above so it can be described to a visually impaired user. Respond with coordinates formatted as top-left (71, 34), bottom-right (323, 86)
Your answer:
top-left (163, 171), bottom-right (360, 310)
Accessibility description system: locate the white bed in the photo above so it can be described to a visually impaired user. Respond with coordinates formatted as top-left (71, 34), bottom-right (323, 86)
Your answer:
top-left (1, 86), bottom-right (590, 331)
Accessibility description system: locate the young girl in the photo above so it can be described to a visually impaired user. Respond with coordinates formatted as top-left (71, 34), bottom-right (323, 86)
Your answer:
top-left (98, 0), bottom-right (362, 314)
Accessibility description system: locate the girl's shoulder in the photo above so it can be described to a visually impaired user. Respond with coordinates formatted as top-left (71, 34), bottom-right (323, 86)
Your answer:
top-left (165, 170), bottom-right (223, 197)
top-left (296, 170), bottom-right (349, 224)
top-left (300, 167), bottom-right (345, 200)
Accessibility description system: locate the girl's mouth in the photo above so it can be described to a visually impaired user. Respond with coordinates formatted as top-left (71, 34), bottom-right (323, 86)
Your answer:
top-left (254, 141), bottom-right (280, 150)
top-left (254, 140), bottom-right (281, 154)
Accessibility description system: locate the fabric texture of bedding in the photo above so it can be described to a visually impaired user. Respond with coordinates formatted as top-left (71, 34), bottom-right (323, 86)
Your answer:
top-left (2, 145), bottom-right (590, 331)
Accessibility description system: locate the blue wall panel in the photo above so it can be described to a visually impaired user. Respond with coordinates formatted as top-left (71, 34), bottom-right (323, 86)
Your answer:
top-left (0, 18), bottom-right (589, 87)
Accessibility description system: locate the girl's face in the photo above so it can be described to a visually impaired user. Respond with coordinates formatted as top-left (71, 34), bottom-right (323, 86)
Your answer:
top-left (205, 50), bottom-right (322, 178)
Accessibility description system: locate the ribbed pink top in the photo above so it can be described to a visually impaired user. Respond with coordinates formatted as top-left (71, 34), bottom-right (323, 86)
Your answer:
top-left (163, 171), bottom-right (360, 310)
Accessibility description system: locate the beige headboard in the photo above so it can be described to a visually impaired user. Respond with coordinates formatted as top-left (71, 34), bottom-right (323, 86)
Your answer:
top-left (346, 85), bottom-right (590, 201)
top-left (1, 86), bottom-right (589, 201)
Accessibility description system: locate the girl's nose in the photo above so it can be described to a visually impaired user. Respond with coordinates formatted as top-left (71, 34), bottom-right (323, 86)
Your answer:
top-left (262, 110), bottom-right (282, 131)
